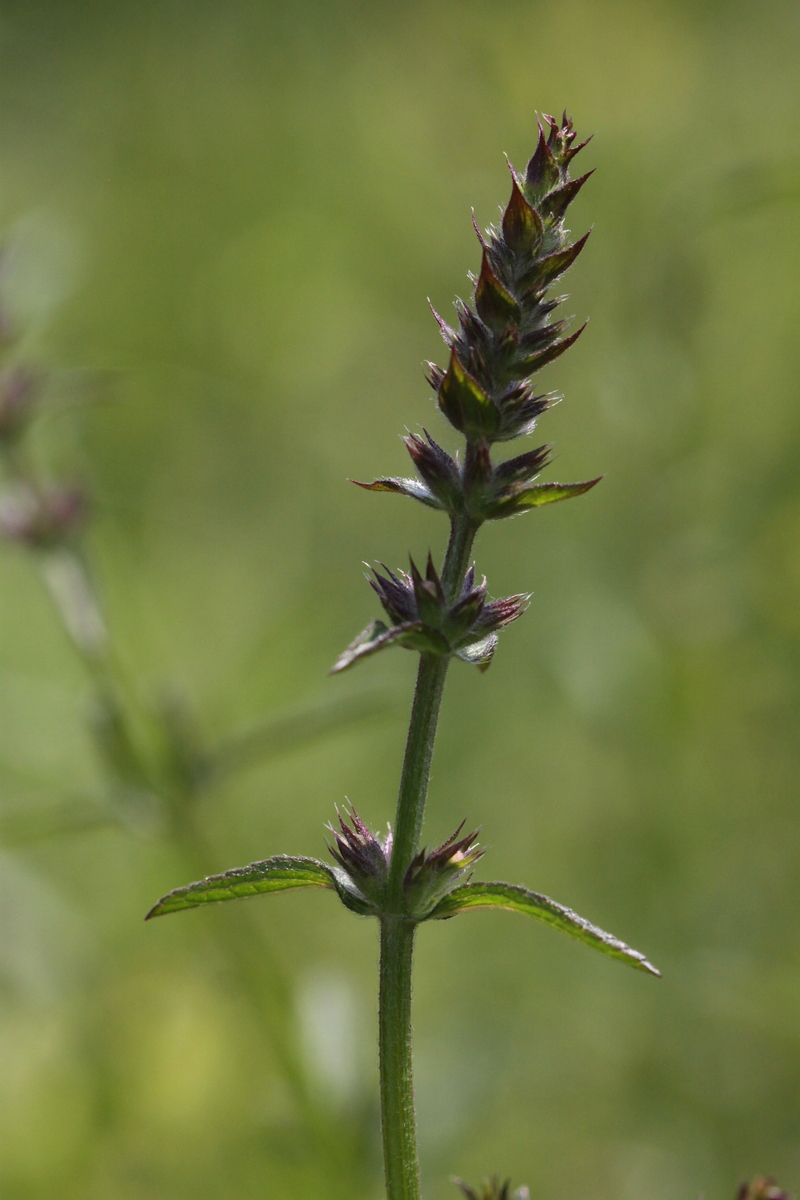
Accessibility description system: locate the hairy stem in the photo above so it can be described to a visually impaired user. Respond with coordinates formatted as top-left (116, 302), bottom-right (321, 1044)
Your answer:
top-left (380, 513), bottom-right (478, 1200)
top-left (387, 515), bottom-right (478, 901)
top-left (379, 916), bottom-right (418, 1200)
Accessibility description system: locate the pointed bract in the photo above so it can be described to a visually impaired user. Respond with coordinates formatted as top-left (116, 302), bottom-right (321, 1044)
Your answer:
top-left (352, 476), bottom-right (443, 510)
top-left (502, 174), bottom-right (543, 253)
top-left (540, 170), bottom-right (594, 224)
top-left (475, 251), bottom-right (520, 330)
top-left (525, 126), bottom-right (560, 197)
top-left (485, 477), bottom-right (601, 520)
top-left (438, 348), bottom-right (500, 440)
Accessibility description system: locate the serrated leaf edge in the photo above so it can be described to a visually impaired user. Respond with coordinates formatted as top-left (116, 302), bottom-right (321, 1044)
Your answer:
top-left (145, 855), bottom-right (336, 919)
top-left (428, 880), bottom-right (660, 976)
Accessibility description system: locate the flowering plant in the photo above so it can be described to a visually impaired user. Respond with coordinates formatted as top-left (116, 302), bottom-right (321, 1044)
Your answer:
top-left (147, 113), bottom-right (659, 1199)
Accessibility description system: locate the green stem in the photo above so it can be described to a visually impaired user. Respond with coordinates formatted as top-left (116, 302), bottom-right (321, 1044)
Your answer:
top-left (387, 515), bottom-right (478, 902)
top-left (387, 652), bottom-right (449, 905)
top-left (380, 513), bottom-right (478, 1200)
top-left (379, 916), bottom-right (418, 1200)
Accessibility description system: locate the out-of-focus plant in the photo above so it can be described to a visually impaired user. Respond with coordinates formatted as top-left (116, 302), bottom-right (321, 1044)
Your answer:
top-left (737, 1178), bottom-right (789, 1200)
top-left (148, 114), bottom-right (661, 1198)
top-left (0, 250), bottom-right (395, 1196)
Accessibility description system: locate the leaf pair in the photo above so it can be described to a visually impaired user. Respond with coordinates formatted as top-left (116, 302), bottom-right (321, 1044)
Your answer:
top-left (145, 854), bottom-right (660, 978)
top-left (356, 428), bottom-right (601, 523)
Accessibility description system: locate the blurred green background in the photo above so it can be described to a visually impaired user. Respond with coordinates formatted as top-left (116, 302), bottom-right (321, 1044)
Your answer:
top-left (1, 1), bottom-right (799, 1198)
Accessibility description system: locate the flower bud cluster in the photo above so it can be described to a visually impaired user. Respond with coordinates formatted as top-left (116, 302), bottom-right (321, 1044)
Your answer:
top-left (331, 556), bottom-right (528, 673)
top-left (327, 806), bottom-right (482, 920)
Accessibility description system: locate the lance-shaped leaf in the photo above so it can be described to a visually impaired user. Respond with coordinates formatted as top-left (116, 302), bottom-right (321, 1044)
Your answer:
top-left (352, 476), bottom-right (443, 510)
top-left (330, 619), bottom-right (424, 673)
top-left (146, 855), bottom-right (337, 919)
top-left (486, 477), bottom-right (601, 519)
top-left (429, 881), bottom-right (660, 976)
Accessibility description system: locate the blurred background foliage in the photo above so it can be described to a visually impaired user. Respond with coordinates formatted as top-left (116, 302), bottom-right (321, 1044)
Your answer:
top-left (0, 0), bottom-right (799, 1198)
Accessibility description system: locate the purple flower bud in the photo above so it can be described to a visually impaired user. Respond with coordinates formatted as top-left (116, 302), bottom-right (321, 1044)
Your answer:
top-left (326, 806), bottom-right (482, 920)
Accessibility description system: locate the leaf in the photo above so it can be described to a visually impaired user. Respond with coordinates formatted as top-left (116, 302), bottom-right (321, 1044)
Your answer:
top-left (455, 633), bottom-right (498, 672)
top-left (487, 478), bottom-right (601, 519)
top-left (146, 855), bottom-right (336, 919)
top-left (352, 476), bottom-right (443, 510)
top-left (429, 881), bottom-right (660, 976)
top-left (330, 619), bottom-right (422, 674)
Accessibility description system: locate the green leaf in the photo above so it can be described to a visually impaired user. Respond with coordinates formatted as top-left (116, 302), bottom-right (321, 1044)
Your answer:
top-left (352, 476), bottom-right (443, 510)
top-left (455, 633), bottom-right (498, 672)
top-left (487, 478), bottom-right (601, 518)
top-left (330, 619), bottom-right (416, 674)
top-left (330, 618), bottom-right (453, 674)
top-left (429, 881), bottom-right (660, 976)
top-left (145, 855), bottom-right (336, 919)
